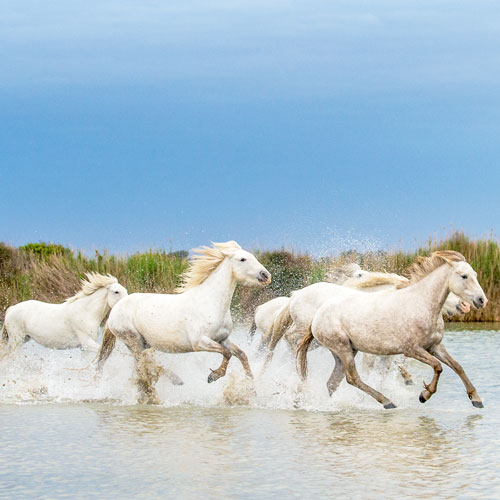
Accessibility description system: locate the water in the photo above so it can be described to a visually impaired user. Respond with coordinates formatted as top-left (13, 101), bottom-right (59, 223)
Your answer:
top-left (0, 325), bottom-right (499, 499)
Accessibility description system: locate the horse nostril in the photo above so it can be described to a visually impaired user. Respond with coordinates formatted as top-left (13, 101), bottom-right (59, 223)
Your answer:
top-left (258, 271), bottom-right (270, 283)
top-left (478, 297), bottom-right (484, 305)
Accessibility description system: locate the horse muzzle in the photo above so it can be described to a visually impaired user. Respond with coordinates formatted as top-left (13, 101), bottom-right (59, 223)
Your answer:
top-left (472, 296), bottom-right (487, 309)
top-left (257, 271), bottom-right (271, 285)
top-left (458, 301), bottom-right (471, 314)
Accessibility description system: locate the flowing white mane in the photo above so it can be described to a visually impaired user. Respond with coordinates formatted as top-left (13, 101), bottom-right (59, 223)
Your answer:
top-left (345, 272), bottom-right (409, 289)
top-left (398, 250), bottom-right (466, 288)
top-left (176, 241), bottom-right (242, 292)
top-left (66, 272), bottom-right (118, 303)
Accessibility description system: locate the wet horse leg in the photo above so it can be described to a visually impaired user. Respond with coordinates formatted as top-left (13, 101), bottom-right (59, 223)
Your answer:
top-left (193, 336), bottom-right (232, 383)
top-left (0, 336), bottom-right (24, 360)
top-left (136, 348), bottom-right (165, 405)
top-left (260, 325), bottom-right (290, 375)
top-left (260, 326), bottom-right (292, 374)
top-left (221, 338), bottom-right (254, 379)
top-left (431, 342), bottom-right (483, 408)
top-left (342, 353), bottom-right (396, 408)
top-left (362, 353), bottom-right (376, 374)
top-left (162, 367), bottom-right (184, 386)
top-left (371, 354), bottom-right (412, 385)
top-left (326, 352), bottom-right (345, 396)
top-left (115, 329), bottom-right (164, 405)
top-left (398, 362), bottom-right (414, 385)
top-left (323, 335), bottom-right (396, 408)
top-left (404, 346), bottom-right (443, 403)
top-left (0, 323), bottom-right (26, 360)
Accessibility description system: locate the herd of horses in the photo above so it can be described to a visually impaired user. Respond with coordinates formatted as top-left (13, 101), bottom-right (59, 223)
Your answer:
top-left (0, 240), bottom-right (488, 409)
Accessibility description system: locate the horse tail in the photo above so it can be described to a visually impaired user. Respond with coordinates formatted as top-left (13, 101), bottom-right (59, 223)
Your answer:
top-left (266, 303), bottom-right (292, 351)
top-left (0, 322), bottom-right (7, 346)
top-left (249, 318), bottom-right (257, 339)
top-left (96, 325), bottom-right (116, 371)
top-left (259, 303), bottom-right (293, 374)
top-left (296, 322), bottom-right (315, 380)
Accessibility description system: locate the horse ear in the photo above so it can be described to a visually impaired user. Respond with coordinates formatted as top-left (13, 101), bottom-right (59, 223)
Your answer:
top-left (213, 241), bottom-right (241, 257)
top-left (220, 248), bottom-right (236, 257)
top-left (433, 250), bottom-right (466, 264)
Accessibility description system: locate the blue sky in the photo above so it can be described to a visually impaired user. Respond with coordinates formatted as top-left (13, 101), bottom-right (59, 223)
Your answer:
top-left (1, 1), bottom-right (500, 255)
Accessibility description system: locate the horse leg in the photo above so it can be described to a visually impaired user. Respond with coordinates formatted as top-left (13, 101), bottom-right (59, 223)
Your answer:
top-left (193, 336), bottom-right (232, 383)
top-left (398, 361), bottom-right (414, 386)
top-left (337, 347), bottom-right (396, 408)
top-left (404, 347), bottom-right (443, 403)
top-left (0, 327), bottom-right (25, 360)
top-left (430, 343), bottom-right (483, 408)
top-left (136, 348), bottom-right (164, 405)
top-left (75, 330), bottom-right (100, 352)
top-left (249, 319), bottom-right (257, 339)
top-left (115, 329), bottom-right (163, 404)
top-left (221, 338), bottom-right (253, 379)
top-left (361, 353), bottom-right (376, 374)
top-left (326, 352), bottom-right (345, 396)
top-left (260, 326), bottom-right (294, 375)
top-left (163, 368), bottom-right (184, 386)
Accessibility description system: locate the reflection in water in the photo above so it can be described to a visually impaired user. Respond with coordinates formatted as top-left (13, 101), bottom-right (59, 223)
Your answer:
top-left (1, 403), bottom-right (495, 499)
top-left (287, 411), bottom-right (485, 498)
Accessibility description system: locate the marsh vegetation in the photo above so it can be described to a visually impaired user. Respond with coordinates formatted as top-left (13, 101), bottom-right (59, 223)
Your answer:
top-left (1, 232), bottom-right (499, 322)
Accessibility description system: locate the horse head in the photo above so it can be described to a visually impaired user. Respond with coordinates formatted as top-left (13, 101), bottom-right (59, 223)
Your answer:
top-left (447, 260), bottom-right (487, 310)
top-left (105, 282), bottom-right (128, 308)
top-left (223, 246), bottom-right (271, 286)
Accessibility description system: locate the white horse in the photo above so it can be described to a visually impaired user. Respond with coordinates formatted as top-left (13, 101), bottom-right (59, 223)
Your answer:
top-left (260, 269), bottom-right (468, 384)
top-left (298, 251), bottom-right (487, 409)
top-left (260, 271), bottom-right (409, 370)
top-left (324, 262), bottom-right (367, 284)
top-left (0, 272), bottom-right (128, 357)
top-left (252, 263), bottom-right (364, 345)
top-left (97, 241), bottom-right (271, 404)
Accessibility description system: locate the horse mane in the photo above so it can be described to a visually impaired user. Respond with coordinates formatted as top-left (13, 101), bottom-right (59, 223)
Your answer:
top-left (344, 272), bottom-right (409, 289)
top-left (397, 250), bottom-right (466, 288)
top-left (175, 241), bottom-right (242, 292)
top-left (65, 272), bottom-right (118, 302)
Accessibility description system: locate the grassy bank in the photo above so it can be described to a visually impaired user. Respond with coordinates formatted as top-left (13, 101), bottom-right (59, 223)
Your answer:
top-left (1, 231), bottom-right (499, 322)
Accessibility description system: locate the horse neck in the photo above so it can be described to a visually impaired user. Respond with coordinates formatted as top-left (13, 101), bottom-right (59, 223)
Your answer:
top-left (196, 257), bottom-right (236, 314)
top-left (69, 287), bottom-right (110, 322)
top-left (412, 264), bottom-right (452, 319)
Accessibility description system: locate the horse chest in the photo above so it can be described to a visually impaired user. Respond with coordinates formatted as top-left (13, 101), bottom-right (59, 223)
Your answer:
top-left (421, 328), bottom-right (444, 349)
top-left (204, 319), bottom-right (231, 341)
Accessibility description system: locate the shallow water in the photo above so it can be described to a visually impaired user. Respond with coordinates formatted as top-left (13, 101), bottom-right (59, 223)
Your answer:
top-left (0, 326), bottom-right (499, 499)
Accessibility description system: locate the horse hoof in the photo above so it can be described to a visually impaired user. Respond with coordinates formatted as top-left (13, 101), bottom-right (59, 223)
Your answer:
top-left (471, 400), bottom-right (484, 408)
top-left (383, 402), bottom-right (396, 409)
top-left (419, 393), bottom-right (428, 403)
top-left (405, 379), bottom-right (414, 386)
top-left (207, 371), bottom-right (220, 384)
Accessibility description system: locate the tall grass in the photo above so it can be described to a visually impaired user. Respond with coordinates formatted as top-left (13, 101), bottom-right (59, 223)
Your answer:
top-left (0, 244), bottom-right (188, 318)
top-left (1, 231), bottom-right (499, 322)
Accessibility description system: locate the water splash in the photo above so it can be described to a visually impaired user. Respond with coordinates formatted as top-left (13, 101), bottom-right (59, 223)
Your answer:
top-left (0, 326), bottom-right (418, 410)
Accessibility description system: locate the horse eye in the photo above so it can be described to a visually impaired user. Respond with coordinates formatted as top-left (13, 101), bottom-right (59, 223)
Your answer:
top-left (461, 274), bottom-right (468, 280)
top-left (240, 258), bottom-right (246, 262)
top-left (114, 290), bottom-right (120, 293)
